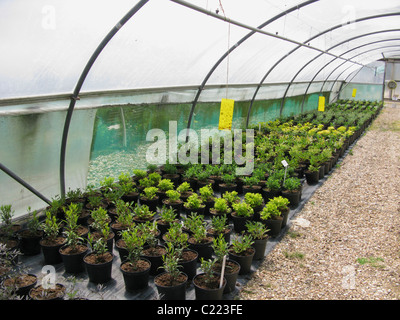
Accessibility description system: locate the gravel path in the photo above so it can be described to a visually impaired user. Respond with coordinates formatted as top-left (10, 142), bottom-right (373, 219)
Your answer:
top-left (239, 102), bottom-right (400, 300)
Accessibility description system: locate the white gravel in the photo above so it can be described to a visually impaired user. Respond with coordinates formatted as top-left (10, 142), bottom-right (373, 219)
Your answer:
top-left (239, 102), bottom-right (400, 300)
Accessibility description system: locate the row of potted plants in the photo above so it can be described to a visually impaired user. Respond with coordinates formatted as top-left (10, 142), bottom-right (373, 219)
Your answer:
top-left (0, 99), bottom-right (382, 300)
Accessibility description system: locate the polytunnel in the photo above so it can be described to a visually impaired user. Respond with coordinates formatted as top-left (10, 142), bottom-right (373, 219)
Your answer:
top-left (0, 0), bottom-right (400, 302)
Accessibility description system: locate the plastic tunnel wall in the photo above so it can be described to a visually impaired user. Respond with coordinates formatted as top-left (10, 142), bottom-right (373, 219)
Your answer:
top-left (1, 0), bottom-right (399, 219)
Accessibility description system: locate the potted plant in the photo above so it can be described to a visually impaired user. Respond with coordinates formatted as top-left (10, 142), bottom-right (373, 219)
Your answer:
top-left (186, 216), bottom-right (214, 261)
top-left (84, 234), bottom-right (114, 284)
top-left (162, 190), bottom-right (183, 216)
top-left (89, 207), bottom-right (115, 253)
top-left (304, 157), bottom-right (320, 185)
top-left (28, 283), bottom-right (66, 300)
top-left (270, 196), bottom-right (290, 228)
top-left (140, 222), bottom-right (166, 276)
top-left (196, 169), bottom-right (214, 190)
top-left (218, 173), bottom-right (237, 194)
top-left (244, 192), bottom-right (265, 221)
top-left (206, 214), bottom-right (232, 243)
top-left (154, 243), bottom-right (188, 300)
top-left (63, 203), bottom-right (89, 239)
top-left (183, 193), bottom-right (205, 217)
top-left (39, 211), bottom-right (66, 265)
top-left (193, 258), bottom-right (226, 300)
top-left (118, 173), bottom-right (139, 203)
top-left (157, 179), bottom-right (175, 204)
top-left (199, 184), bottom-right (216, 215)
top-left (245, 221), bottom-right (269, 260)
top-left (0, 205), bottom-right (21, 240)
top-left (260, 201), bottom-right (283, 238)
top-left (211, 234), bottom-right (240, 294)
top-left (18, 208), bottom-right (44, 256)
top-left (163, 229), bottom-right (198, 280)
top-left (209, 198), bottom-right (232, 218)
top-left (176, 181), bottom-right (194, 202)
top-left (222, 190), bottom-right (240, 211)
top-left (132, 204), bottom-right (156, 224)
top-left (156, 206), bottom-right (180, 236)
top-left (119, 226), bottom-right (151, 292)
top-left (262, 176), bottom-right (282, 201)
top-left (161, 162), bottom-right (181, 186)
top-left (231, 202), bottom-right (254, 233)
top-left (242, 176), bottom-right (262, 194)
top-left (132, 169), bottom-right (148, 187)
top-left (59, 207), bottom-right (89, 274)
top-left (139, 186), bottom-right (159, 212)
top-left (110, 200), bottom-right (135, 242)
top-left (281, 177), bottom-right (302, 209)
top-left (1, 244), bottom-right (37, 298)
top-left (228, 234), bottom-right (255, 274)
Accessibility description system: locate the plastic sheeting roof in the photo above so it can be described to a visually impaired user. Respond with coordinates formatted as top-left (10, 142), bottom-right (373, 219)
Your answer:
top-left (1, 0), bottom-right (399, 100)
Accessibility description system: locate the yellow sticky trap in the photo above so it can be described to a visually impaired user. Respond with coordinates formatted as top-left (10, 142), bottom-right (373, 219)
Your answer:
top-left (318, 96), bottom-right (325, 112)
top-left (218, 98), bottom-right (234, 130)
top-left (352, 88), bottom-right (357, 97)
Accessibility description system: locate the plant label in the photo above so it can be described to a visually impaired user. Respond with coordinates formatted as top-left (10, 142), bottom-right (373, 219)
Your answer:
top-left (218, 98), bottom-right (235, 130)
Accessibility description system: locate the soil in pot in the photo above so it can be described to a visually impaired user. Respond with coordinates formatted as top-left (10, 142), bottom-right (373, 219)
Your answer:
top-left (59, 244), bottom-right (89, 274)
top-left (154, 272), bottom-right (188, 300)
top-left (84, 252), bottom-right (114, 284)
top-left (29, 283), bottom-right (66, 300)
top-left (141, 245), bottom-right (167, 276)
top-left (120, 258), bottom-right (151, 292)
top-left (3, 273), bottom-right (37, 297)
top-left (179, 249), bottom-right (198, 280)
top-left (262, 188), bottom-right (281, 202)
top-left (212, 260), bottom-right (240, 294)
top-left (161, 199), bottom-right (183, 217)
top-left (218, 183), bottom-right (237, 194)
top-left (206, 226), bottom-right (232, 243)
top-left (40, 236), bottom-right (67, 265)
top-left (193, 273), bottom-right (226, 300)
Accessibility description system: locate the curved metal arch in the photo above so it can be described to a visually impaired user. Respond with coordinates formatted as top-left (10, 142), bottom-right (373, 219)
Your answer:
top-left (318, 38), bottom-right (400, 95)
top-left (321, 30), bottom-right (400, 101)
top-left (330, 49), bottom-right (400, 102)
top-left (59, 0), bottom-right (149, 198)
top-left (245, 13), bottom-right (400, 127)
top-left (280, 28), bottom-right (400, 114)
top-left (183, 0), bottom-right (319, 138)
top-left (299, 41), bottom-right (400, 110)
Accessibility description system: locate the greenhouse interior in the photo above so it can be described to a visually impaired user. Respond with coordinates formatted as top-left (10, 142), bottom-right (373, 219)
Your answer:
top-left (0, 0), bottom-right (399, 303)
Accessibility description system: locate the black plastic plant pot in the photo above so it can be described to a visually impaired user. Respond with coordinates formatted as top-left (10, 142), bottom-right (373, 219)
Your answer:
top-left (231, 213), bottom-right (253, 233)
top-left (84, 252), bottom-right (114, 284)
top-left (228, 248), bottom-right (255, 275)
top-left (193, 273), bottom-right (226, 300)
top-left (141, 245), bottom-right (167, 276)
top-left (261, 217), bottom-right (283, 238)
top-left (280, 208), bottom-right (290, 229)
top-left (120, 259), bottom-right (151, 292)
top-left (305, 170), bottom-right (319, 185)
top-left (281, 190), bottom-right (300, 209)
top-left (59, 245), bottom-right (89, 274)
top-left (40, 237), bottom-right (67, 265)
top-left (18, 230), bottom-right (44, 256)
top-left (154, 272), bottom-right (188, 300)
top-left (179, 249), bottom-right (198, 280)
top-left (214, 260), bottom-right (241, 294)
top-left (252, 238), bottom-right (268, 260)
top-left (188, 238), bottom-right (213, 262)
